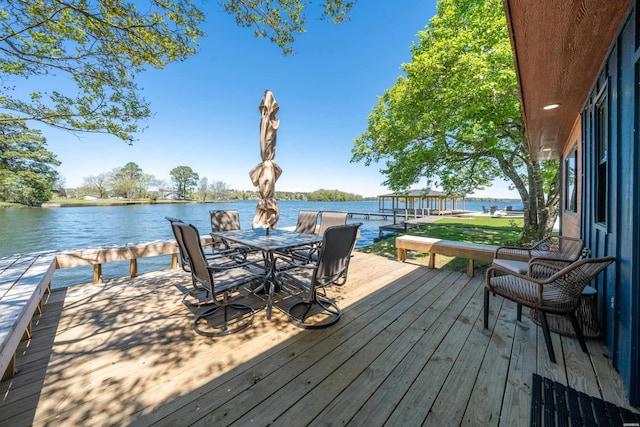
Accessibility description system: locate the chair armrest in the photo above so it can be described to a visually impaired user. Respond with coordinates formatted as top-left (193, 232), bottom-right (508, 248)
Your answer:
top-left (273, 254), bottom-right (318, 271)
top-left (494, 246), bottom-right (532, 261)
top-left (276, 244), bottom-right (320, 265)
top-left (527, 258), bottom-right (567, 279)
top-left (487, 262), bottom-right (555, 285)
top-left (528, 256), bottom-right (572, 268)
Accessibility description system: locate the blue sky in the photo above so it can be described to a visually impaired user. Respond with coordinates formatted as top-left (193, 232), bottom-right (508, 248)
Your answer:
top-left (41, 1), bottom-right (519, 199)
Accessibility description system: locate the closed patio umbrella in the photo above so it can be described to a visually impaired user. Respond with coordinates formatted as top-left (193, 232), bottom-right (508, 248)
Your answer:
top-left (250, 90), bottom-right (282, 230)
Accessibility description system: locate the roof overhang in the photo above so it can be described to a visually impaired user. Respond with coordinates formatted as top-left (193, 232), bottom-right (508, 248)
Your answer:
top-left (503, 0), bottom-right (631, 160)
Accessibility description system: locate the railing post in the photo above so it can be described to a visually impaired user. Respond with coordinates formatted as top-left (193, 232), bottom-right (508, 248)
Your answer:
top-left (130, 259), bottom-right (138, 278)
top-left (93, 264), bottom-right (102, 284)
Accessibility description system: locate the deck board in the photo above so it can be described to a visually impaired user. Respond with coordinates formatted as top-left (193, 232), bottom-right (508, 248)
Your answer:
top-left (0, 252), bottom-right (637, 426)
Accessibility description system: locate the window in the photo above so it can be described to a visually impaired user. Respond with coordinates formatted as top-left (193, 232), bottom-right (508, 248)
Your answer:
top-left (565, 145), bottom-right (577, 212)
top-left (595, 91), bottom-right (608, 224)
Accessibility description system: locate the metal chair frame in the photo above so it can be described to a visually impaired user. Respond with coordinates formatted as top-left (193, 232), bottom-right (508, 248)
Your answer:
top-left (275, 223), bottom-right (361, 329)
top-left (175, 222), bottom-right (261, 336)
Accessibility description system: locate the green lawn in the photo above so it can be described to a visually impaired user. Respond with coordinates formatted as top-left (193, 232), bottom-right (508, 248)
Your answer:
top-left (359, 216), bottom-right (524, 273)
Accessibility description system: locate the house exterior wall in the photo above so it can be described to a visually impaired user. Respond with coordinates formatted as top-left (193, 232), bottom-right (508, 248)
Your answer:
top-left (580, 5), bottom-right (639, 405)
top-left (561, 117), bottom-right (581, 238)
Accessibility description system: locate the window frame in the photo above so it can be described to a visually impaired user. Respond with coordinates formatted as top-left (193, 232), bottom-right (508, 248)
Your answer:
top-left (594, 88), bottom-right (608, 225)
top-left (564, 144), bottom-right (578, 213)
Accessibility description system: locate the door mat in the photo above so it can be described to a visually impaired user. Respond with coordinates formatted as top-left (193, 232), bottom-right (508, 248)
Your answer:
top-left (530, 374), bottom-right (640, 426)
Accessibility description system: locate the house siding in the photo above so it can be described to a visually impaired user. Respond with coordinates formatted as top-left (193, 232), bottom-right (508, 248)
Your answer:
top-left (579, 6), bottom-right (639, 405)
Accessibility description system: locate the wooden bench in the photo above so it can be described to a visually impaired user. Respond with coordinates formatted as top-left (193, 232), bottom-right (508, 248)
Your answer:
top-left (0, 252), bottom-right (57, 380)
top-left (396, 235), bottom-right (498, 277)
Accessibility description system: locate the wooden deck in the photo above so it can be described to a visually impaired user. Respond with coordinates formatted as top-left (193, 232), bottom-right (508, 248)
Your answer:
top-left (0, 252), bottom-right (636, 426)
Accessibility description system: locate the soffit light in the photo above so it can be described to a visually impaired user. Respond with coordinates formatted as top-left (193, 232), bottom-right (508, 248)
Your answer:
top-left (543, 103), bottom-right (561, 110)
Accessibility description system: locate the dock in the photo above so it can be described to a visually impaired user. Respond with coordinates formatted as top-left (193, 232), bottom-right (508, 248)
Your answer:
top-left (1, 251), bottom-right (636, 425)
top-left (376, 211), bottom-right (476, 238)
top-left (347, 210), bottom-right (429, 221)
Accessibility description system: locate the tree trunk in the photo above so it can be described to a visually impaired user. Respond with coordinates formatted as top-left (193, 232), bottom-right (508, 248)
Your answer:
top-left (496, 144), bottom-right (560, 244)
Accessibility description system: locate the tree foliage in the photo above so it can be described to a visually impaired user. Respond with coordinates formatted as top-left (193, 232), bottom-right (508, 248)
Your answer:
top-left (0, 0), bottom-right (354, 143)
top-left (351, 0), bottom-right (559, 241)
top-left (307, 189), bottom-right (363, 202)
top-left (0, 114), bottom-right (60, 204)
top-left (0, 0), bottom-right (205, 142)
top-left (222, 0), bottom-right (355, 55)
top-left (82, 173), bottom-right (110, 198)
top-left (170, 165), bottom-right (199, 199)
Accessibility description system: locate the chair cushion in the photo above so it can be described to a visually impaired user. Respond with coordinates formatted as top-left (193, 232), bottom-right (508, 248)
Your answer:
top-left (492, 259), bottom-right (529, 275)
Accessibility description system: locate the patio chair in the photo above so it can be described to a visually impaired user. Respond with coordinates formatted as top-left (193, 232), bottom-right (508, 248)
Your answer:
top-left (166, 217), bottom-right (194, 274)
top-left (210, 210), bottom-right (244, 251)
top-left (209, 210), bottom-right (263, 263)
top-left (175, 222), bottom-right (262, 336)
top-left (317, 211), bottom-right (348, 236)
top-left (168, 214), bottom-right (248, 260)
top-left (275, 223), bottom-right (361, 329)
top-left (493, 235), bottom-right (585, 275)
top-left (294, 210), bottom-right (319, 234)
top-left (273, 210), bottom-right (319, 262)
top-left (284, 211), bottom-right (349, 264)
top-left (167, 217), bottom-right (249, 305)
top-left (484, 256), bottom-right (614, 363)
top-left (493, 245), bottom-right (591, 276)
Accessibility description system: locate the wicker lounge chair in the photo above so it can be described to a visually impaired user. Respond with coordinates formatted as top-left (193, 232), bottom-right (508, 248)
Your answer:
top-left (484, 256), bottom-right (614, 362)
top-left (492, 235), bottom-right (585, 275)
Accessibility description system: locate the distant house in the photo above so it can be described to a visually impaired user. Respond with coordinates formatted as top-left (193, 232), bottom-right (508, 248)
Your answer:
top-left (503, 0), bottom-right (638, 405)
top-left (158, 191), bottom-right (182, 200)
top-left (80, 195), bottom-right (100, 200)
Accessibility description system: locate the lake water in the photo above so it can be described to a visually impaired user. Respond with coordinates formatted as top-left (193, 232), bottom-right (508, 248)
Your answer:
top-left (0, 199), bottom-right (517, 287)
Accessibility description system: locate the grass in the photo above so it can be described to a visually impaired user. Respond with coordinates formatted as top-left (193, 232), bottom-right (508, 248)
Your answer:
top-left (359, 216), bottom-right (524, 273)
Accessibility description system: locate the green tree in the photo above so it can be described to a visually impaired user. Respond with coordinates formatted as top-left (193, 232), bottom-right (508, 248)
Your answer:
top-left (0, 114), bottom-right (60, 204)
top-left (0, 0), bottom-right (205, 143)
top-left (111, 162), bottom-right (143, 199)
top-left (307, 189), bottom-right (363, 201)
top-left (222, 0), bottom-right (355, 55)
top-left (0, 0), bottom-right (353, 143)
top-left (210, 180), bottom-right (231, 200)
top-left (82, 173), bottom-right (110, 198)
top-left (137, 173), bottom-right (156, 199)
top-left (198, 177), bottom-right (209, 202)
top-left (53, 176), bottom-right (66, 198)
top-left (351, 0), bottom-right (558, 241)
top-left (170, 166), bottom-right (199, 199)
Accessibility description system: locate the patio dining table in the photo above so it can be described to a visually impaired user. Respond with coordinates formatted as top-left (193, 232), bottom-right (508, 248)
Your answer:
top-left (211, 228), bottom-right (323, 319)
